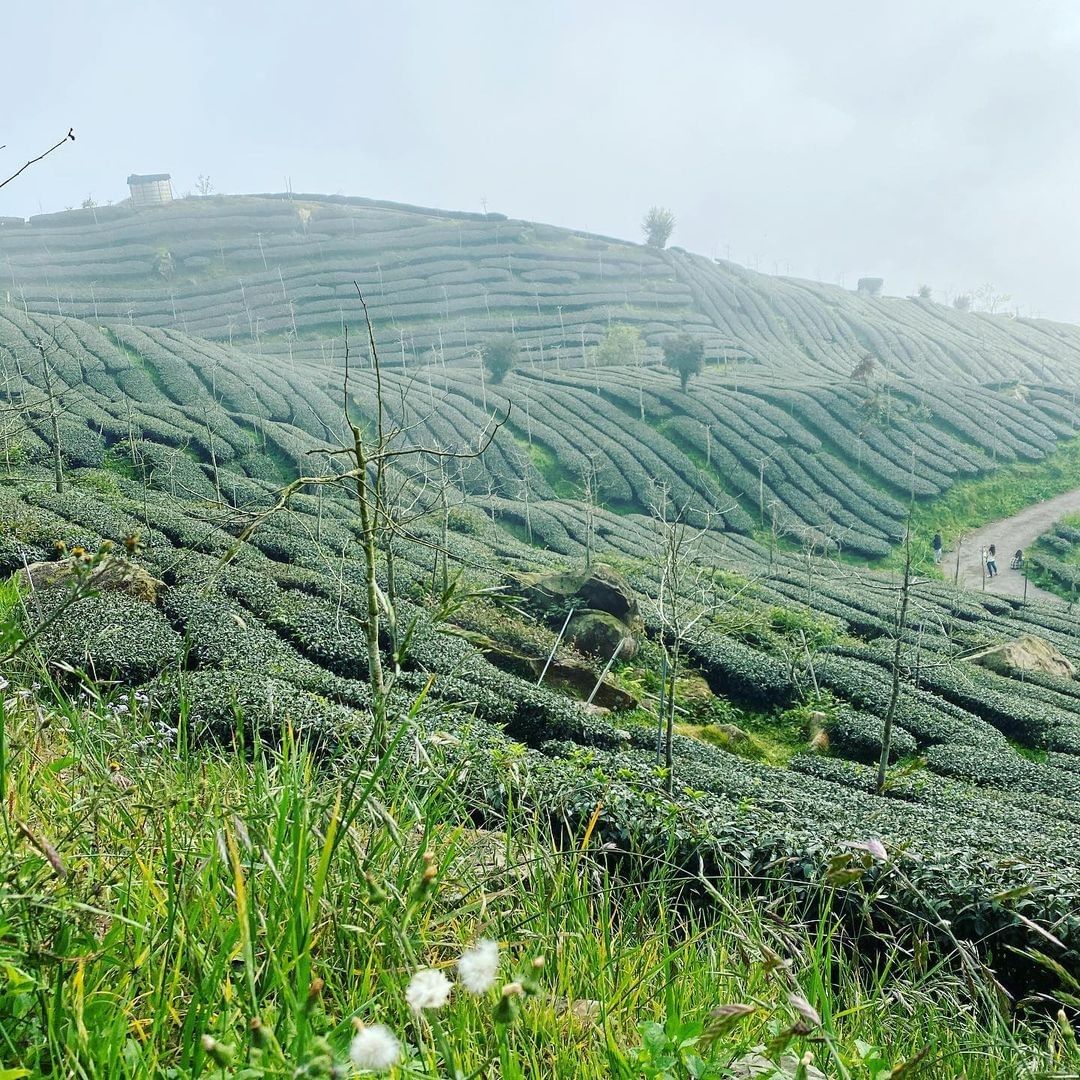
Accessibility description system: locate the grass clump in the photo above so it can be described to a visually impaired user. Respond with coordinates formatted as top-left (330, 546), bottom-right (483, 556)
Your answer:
top-left (1, 667), bottom-right (1078, 1077)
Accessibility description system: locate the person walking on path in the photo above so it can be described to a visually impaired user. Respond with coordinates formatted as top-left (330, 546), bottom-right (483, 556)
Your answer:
top-left (986, 544), bottom-right (998, 578)
top-left (932, 531), bottom-right (943, 564)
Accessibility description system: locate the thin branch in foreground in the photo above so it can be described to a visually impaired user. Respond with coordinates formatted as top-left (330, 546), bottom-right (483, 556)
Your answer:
top-left (0, 128), bottom-right (75, 192)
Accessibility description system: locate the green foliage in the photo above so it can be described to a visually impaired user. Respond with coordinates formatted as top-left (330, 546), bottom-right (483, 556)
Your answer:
top-left (0, 671), bottom-right (1076, 1077)
top-left (683, 633), bottom-right (796, 712)
top-left (33, 589), bottom-right (182, 684)
top-left (483, 334), bottom-right (519, 384)
top-left (662, 334), bottom-right (705, 391)
top-left (594, 323), bottom-right (645, 366)
top-left (642, 205), bottom-right (676, 249)
top-left (1026, 512), bottom-right (1080, 599)
top-left (825, 705), bottom-right (918, 764)
top-left (885, 435), bottom-right (1080, 575)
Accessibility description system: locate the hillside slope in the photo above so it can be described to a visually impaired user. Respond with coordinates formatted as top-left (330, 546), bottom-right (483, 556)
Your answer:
top-left (4, 193), bottom-right (1080, 385)
top-left (3, 193), bottom-right (1080, 1002)
top-left (3, 300), bottom-right (1078, 559)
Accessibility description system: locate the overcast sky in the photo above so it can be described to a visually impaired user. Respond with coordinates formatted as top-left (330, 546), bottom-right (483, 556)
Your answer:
top-left (5, 1), bottom-right (1080, 320)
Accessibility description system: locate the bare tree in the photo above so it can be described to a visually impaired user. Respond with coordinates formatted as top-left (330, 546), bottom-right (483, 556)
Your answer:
top-left (580, 453), bottom-right (601, 571)
top-left (650, 487), bottom-right (727, 793)
top-left (877, 518), bottom-right (914, 794)
top-left (35, 342), bottom-right (65, 495)
top-left (229, 285), bottom-right (509, 750)
top-left (0, 335), bottom-right (75, 492)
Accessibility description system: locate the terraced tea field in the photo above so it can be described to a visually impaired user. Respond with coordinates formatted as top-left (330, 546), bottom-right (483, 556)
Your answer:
top-left (3, 193), bottom-right (1080, 1012)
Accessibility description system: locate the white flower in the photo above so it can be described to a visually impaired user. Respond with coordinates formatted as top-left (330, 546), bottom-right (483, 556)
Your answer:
top-left (457, 939), bottom-right (499, 995)
top-left (856, 838), bottom-right (888, 862)
top-left (405, 968), bottom-right (452, 1012)
top-left (350, 1022), bottom-right (401, 1072)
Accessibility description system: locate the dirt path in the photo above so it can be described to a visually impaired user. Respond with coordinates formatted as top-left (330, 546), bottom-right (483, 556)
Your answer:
top-left (943, 487), bottom-right (1080, 603)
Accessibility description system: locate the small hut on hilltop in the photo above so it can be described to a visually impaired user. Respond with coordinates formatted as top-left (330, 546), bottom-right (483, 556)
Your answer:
top-left (127, 173), bottom-right (173, 207)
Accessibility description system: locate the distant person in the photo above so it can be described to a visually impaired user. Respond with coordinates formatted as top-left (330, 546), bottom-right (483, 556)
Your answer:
top-left (986, 544), bottom-right (998, 578)
top-left (932, 531), bottom-right (942, 564)
top-left (1011, 548), bottom-right (1024, 570)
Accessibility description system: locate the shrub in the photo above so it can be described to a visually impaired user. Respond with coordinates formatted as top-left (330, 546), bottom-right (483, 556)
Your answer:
top-left (482, 335), bottom-right (518, 384)
top-left (661, 334), bottom-right (704, 392)
top-left (825, 706), bottom-right (917, 764)
top-left (642, 206), bottom-right (675, 249)
top-left (34, 589), bottom-right (182, 684)
top-left (155, 669), bottom-right (367, 747)
top-left (683, 634), bottom-right (796, 711)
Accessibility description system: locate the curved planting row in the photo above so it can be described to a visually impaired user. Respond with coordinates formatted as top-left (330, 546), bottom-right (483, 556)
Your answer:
top-left (6, 194), bottom-right (1080, 390)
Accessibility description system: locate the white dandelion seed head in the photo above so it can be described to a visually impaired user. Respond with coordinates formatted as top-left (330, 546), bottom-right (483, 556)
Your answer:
top-left (405, 968), bottom-right (452, 1012)
top-left (457, 939), bottom-right (500, 995)
top-left (349, 1022), bottom-right (401, 1072)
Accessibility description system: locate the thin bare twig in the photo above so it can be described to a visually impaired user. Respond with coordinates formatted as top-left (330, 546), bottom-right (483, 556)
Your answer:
top-left (0, 128), bottom-right (75, 192)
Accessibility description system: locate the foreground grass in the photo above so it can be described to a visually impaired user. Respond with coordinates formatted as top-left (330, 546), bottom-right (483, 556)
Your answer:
top-left (1, 681), bottom-right (1078, 1077)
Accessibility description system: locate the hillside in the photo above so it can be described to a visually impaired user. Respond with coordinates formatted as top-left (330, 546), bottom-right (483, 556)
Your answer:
top-left (6, 193), bottom-right (1080, 384)
top-left (3, 193), bottom-right (1080, 1074)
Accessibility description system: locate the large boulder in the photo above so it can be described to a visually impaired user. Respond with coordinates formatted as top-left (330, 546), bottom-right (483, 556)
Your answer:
top-left (521, 565), bottom-right (638, 624)
top-left (966, 634), bottom-right (1075, 681)
top-left (567, 609), bottom-right (639, 661)
top-left (463, 632), bottom-right (638, 710)
top-left (533, 653), bottom-right (638, 710)
top-left (18, 556), bottom-right (164, 605)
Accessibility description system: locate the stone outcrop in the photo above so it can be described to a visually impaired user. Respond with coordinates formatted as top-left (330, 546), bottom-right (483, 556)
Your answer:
top-left (519, 564), bottom-right (641, 661)
top-left (567, 609), bottom-right (638, 661)
top-left (464, 633), bottom-right (638, 711)
top-left (18, 556), bottom-right (164, 605)
top-left (521, 565), bottom-right (638, 624)
top-left (966, 634), bottom-right (1075, 681)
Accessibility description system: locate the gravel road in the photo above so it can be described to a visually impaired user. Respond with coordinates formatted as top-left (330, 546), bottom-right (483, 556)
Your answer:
top-left (942, 489), bottom-right (1080, 603)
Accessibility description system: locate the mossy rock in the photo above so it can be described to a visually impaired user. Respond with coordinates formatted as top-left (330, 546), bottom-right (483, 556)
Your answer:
top-left (521, 564), bottom-right (638, 624)
top-left (966, 634), bottom-right (1075, 681)
top-left (675, 673), bottom-right (715, 721)
top-left (567, 609), bottom-right (638, 661)
top-left (19, 555), bottom-right (164, 605)
top-left (463, 632), bottom-right (637, 710)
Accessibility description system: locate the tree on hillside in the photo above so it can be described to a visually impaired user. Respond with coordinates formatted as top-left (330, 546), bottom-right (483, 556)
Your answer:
top-left (953, 294), bottom-right (972, 312)
top-left (649, 487), bottom-right (734, 793)
top-left (642, 206), bottom-right (676, 249)
top-left (594, 323), bottom-right (644, 366)
top-left (849, 355), bottom-right (882, 386)
top-left (917, 284), bottom-right (933, 299)
top-left (877, 518), bottom-right (914, 794)
top-left (974, 282), bottom-right (1010, 315)
top-left (235, 286), bottom-right (509, 750)
top-left (662, 334), bottom-right (704, 391)
top-left (483, 334), bottom-right (518, 384)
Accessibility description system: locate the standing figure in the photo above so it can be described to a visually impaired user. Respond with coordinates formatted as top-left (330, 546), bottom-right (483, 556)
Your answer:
top-left (932, 531), bottom-right (943, 564)
top-left (1011, 548), bottom-right (1024, 570)
top-left (986, 544), bottom-right (998, 578)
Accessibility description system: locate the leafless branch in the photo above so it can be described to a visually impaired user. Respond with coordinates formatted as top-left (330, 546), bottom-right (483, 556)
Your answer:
top-left (0, 128), bottom-right (75, 192)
